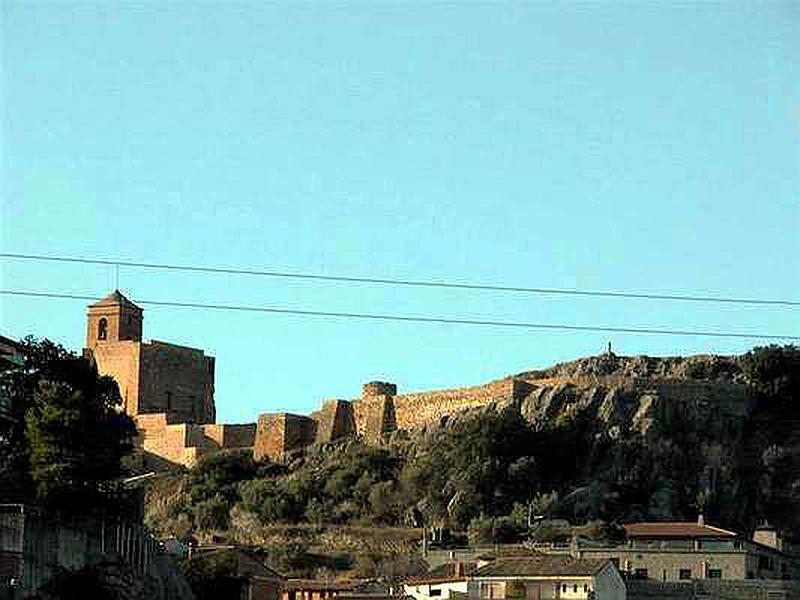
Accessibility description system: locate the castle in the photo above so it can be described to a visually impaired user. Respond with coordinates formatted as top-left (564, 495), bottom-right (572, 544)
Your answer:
top-left (84, 291), bottom-right (255, 468)
top-left (84, 290), bottom-right (532, 469)
top-left (84, 291), bottom-right (753, 470)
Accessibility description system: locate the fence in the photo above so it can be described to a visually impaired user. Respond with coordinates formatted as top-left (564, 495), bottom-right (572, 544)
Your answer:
top-left (0, 504), bottom-right (161, 596)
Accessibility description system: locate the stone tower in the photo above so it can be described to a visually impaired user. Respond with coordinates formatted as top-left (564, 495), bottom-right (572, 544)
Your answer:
top-left (86, 290), bottom-right (143, 349)
top-left (84, 290), bottom-right (216, 424)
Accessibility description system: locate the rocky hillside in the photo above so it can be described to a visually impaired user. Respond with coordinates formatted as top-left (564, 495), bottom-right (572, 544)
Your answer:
top-left (146, 346), bottom-right (800, 560)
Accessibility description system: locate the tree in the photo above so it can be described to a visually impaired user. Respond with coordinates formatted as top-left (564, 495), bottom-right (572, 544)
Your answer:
top-left (2, 337), bottom-right (137, 514)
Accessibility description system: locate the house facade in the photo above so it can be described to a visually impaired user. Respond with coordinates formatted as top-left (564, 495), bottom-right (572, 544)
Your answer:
top-left (404, 562), bottom-right (476, 600)
top-left (574, 518), bottom-right (797, 583)
top-left (467, 556), bottom-right (625, 600)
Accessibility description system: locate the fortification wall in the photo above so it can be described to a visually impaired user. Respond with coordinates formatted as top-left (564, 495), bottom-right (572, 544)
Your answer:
top-left (90, 341), bottom-right (141, 415)
top-left (254, 413), bottom-right (317, 462)
top-left (202, 423), bottom-right (257, 449)
top-left (391, 378), bottom-right (527, 430)
top-left (138, 341), bottom-right (215, 424)
top-left (312, 399), bottom-right (356, 443)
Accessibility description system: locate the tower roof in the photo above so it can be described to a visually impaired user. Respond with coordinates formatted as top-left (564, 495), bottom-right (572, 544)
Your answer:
top-left (89, 290), bottom-right (142, 310)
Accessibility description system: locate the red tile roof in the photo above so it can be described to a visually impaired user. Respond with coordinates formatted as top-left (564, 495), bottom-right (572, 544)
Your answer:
top-left (624, 522), bottom-right (737, 539)
top-left (472, 557), bottom-right (609, 578)
top-left (404, 563), bottom-right (477, 585)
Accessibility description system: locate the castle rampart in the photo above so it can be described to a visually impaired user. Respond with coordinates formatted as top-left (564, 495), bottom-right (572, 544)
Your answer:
top-left (254, 413), bottom-right (317, 463)
top-left (311, 399), bottom-right (356, 443)
top-left (81, 294), bottom-right (754, 471)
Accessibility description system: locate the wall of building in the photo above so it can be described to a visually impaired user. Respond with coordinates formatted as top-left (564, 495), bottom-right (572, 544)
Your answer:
top-left (626, 579), bottom-right (800, 600)
top-left (577, 547), bottom-right (748, 581)
top-left (89, 341), bottom-right (142, 415)
top-left (138, 340), bottom-right (215, 424)
top-left (86, 303), bottom-right (143, 347)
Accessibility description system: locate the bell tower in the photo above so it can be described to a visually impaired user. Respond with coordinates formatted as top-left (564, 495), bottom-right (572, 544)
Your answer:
top-left (86, 290), bottom-right (143, 349)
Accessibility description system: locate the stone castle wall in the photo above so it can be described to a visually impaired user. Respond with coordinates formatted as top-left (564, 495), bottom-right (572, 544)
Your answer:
top-left (137, 415), bottom-right (256, 468)
top-left (89, 341), bottom-right (142, 415)
top-left (138, 340), bottom-right (215, 424)
top-left (391, 378), bottom-right (531, 430)
top-left (254, 413), bottom-right (317, 463)
top-left (312, 399), bottom-right (356, 443)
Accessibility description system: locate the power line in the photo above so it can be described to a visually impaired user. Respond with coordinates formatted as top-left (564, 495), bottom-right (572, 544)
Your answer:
top-left (1, 252), bottom-right (797, 307)
top-left (2, 289), bottom-right (796, 341)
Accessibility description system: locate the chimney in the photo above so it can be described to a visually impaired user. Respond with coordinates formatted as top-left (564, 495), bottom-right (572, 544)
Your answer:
top-left (697, 514), bottom-right (705, 526)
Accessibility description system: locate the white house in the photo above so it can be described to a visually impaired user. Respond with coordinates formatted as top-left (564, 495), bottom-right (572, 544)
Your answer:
top-left (467, 556), bottom-right (625, 600)
top-left (404, 562), bottom-right (476, 600)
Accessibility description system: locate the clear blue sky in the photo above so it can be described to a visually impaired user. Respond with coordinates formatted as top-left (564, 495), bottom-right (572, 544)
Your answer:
top-left (2, 1), bottom-right (798, 423)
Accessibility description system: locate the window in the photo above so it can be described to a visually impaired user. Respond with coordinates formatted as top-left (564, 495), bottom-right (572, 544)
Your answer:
top-left (573, 585), bottom-right (578, 593)
top-left (561, 584), bottom-right (567, 593)
top-left (98, 318), bottom-right (108, 340)
top-left (707, 569), bottom-right (722, 579)
top-left (430, 590), bottom-right (441, 597)
top-left (634, 568), bottom-right (648, 580)
top-left (166, 391), bottom-right (172, 410)
top-left (679, 569), bottom-right (692, 580)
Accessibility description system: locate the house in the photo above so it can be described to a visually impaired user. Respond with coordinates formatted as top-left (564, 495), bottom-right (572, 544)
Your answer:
top-left (282, 579), bottom-right (390, 600)
top-left (193, 547), bottom-right (284, 600)
top-left (404, 562), bottom-right (477, 600)
top-left (574, 516), bottom-right (798, 582)
top-left (468, 556), bottom-right (625, 600)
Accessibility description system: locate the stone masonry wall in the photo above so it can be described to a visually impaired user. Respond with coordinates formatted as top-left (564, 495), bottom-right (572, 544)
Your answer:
top-left (138, 340), bottom-right (215, 424)
top-left (311, 399), bottom-right (356, 443)
top-left (391, 378), bottom-right (529, 430)
top-left (90, 341), bottom-right (142, 415)
top-left (359, 395), bottom-right (397, 442)
top-left (202, 423), bottom-right (257, 449)
top-left (254, 413), bottom-right (317, 462)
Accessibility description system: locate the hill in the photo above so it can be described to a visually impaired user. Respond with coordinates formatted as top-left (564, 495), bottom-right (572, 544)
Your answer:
top-left (144, 345), bottom-right (800, 574)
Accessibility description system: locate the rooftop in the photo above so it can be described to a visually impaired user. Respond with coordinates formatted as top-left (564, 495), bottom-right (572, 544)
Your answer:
top-left (404, 562), bottom-right (477, 585)
top-left (624, 522), bottom-right (737, 539)
top-left (89, 290), bottom-right (142, 310)
top-left (473, 556), bottom-right (609, 578)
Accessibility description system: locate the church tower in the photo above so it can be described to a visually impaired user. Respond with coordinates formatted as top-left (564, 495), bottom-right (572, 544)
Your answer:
top-left (86, 290), bottom-right (143, 349)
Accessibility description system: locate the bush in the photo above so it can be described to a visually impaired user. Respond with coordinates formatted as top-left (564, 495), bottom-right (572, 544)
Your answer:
top-left (194, 494), bottom-right (231, 531)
